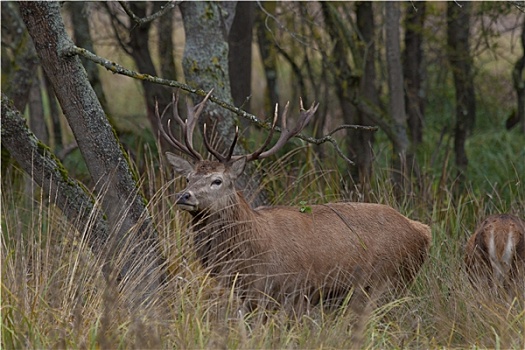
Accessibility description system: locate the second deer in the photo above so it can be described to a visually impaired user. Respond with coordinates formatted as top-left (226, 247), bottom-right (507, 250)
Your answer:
top-left (465, 214), bottom-right (525, 297)
top-left (161, 93), bottom-right (432, 316)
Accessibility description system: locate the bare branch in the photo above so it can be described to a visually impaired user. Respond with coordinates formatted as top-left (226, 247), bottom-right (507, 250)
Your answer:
top-left (118, 1), bottom-right (180, 27)
top-left (62, 45), bottom-right (378, 165)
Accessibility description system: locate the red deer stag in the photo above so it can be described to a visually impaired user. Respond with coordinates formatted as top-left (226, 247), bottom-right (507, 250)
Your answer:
top-left (465, 214), bottom-right (525, 297)
top-left (160, 93), bottom-right (432, 315)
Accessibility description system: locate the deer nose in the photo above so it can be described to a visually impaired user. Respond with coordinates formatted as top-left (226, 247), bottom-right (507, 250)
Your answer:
top-left (176, 191), bottom-right (195, 205)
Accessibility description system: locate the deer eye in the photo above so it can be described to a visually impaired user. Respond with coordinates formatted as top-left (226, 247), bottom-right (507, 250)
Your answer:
top-left (185, 178), bottom-right (189, 183)
top-left (212, 179), bottom-right (222, 186)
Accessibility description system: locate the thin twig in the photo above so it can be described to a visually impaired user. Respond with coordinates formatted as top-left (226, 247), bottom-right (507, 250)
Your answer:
top-left (62, 45), bottom-right (378, 165)
top-left (118, 1), bottom-right (180, 26)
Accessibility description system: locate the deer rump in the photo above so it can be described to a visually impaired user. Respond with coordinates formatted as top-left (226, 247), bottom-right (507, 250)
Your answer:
top-left (465, 214), bottom-right (525, 292)
top-left (190, 201), bottom-right (432, 312)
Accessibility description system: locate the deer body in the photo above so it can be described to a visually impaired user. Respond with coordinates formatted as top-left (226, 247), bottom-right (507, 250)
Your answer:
top-left (465, 214), bottom-right (525, 294)
top-left (168, 156), bottom-right (432, 311)
top-left (160, 93), bottom-right (431, 313)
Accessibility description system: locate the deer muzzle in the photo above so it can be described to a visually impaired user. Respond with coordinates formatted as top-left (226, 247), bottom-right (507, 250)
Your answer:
top-left (175, 190), bottom-right (199, 212)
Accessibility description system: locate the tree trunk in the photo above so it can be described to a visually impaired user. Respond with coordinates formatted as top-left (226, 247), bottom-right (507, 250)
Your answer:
top-left (255, 1), bottom-right (280, 114)
top-left (355, 2), bottom-right (379, 190)
top-left (1, 93), bottom-right (109, 256)
top-left (512, 19), bottom-right (525, 134)
top-left (18, 1), bottom-right (164, 305)
top-left (1, 1), bottom-right (39, 112)
top-left (28, 71), bottom-right (48, 144)
top-left (447, 1), bottom-right (476, 183)
top-left (68, 1), bottom-right (108, 112)
top-left (180, 1), bottom-right (265, 206)
top-left (229, 1), bottom-right (254, 125)
top-left (127, 2), bottom-right (173, 138)
top-left (403, 1), bottom-right (426, 146)
top-left (43, 74), bottom-right (63, 152)
top-left (385, 2), bottom-right (410, 192)
top-left (320, 2), bottom-right (378, 193)
top-left (157, 3), bottom-right (177, 80)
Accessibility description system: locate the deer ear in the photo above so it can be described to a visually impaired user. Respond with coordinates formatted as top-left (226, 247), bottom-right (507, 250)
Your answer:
top-left (166, 152), bottom-right (194, 176)
top-left (229, 157), bottom-right (246, 179)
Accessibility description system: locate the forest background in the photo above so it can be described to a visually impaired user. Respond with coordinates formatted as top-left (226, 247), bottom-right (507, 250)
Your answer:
top-left (1, 1), bottom-right (525, 348)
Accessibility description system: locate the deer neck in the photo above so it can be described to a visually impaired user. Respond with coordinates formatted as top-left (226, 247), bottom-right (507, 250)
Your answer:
top-left (190, 190), bottom-right (258, 272)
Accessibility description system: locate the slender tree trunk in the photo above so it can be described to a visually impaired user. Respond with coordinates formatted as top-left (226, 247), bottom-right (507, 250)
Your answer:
top-left (1, 1), bottom-right (39, 112)
top-left (229, 1), bottom-right (254, 127)
top-left (447, 2), bottom-right (476, 183)
top-left (255, 1), bottom-right (280, 114)
top-left (320, 2), bottom-right (377, 193)
top-left (513, 19), bottom-right (525, 134)
top-left (28, 71), bottom-right (48, 144)
top-left (403, 2), bottom-right (426, 146)
top-left (157, 4), bottom-right (177, 80)
top-left (127, 2), bottom-right (173, 138)
top-left (68, 1), bottom-right (108, 111)
top-left (19, 1), bottom-right (164, 305)
top-left (355, 2), bottom-right (379, 190)
top-left (385, 2), bottom-right (410, 192)
top-left (43, 74), bottom-right (63, 152)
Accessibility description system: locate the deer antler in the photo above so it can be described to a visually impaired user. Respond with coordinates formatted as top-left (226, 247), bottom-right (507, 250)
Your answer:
top-left (201, 99), bottom-right (318, 164)
top-left (236, 98), bottom-right (319, 162)
top-left (157, 90), bottom-right (215, 161)
top-left (160, 92), bottom-right (318, 164)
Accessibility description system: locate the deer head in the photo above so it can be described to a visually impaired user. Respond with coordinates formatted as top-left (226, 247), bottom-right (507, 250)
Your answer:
top-left (158, 91), bottom-right (318, 214)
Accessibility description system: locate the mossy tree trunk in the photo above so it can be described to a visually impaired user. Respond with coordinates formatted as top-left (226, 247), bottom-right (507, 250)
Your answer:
top-left (17, 1), bottom-right (164, 305)
top-left (1, 94), bottom-right (109, 254)
top-left (180, 1), bottom-right (266, 206)
top-left (1, 1), bottom-right (39, 112)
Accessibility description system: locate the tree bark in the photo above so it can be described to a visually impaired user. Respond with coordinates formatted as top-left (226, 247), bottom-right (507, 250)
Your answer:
top-left (447, 1), bottom-right (476, 183)
top-left (385, 1), bottom-right (410, 192)
top-left (127, 2), bottom-right (173, 138)
top-left (18, 1), bottom-right (164, 304)
top-left (180, 1), bottom-right (265, 206)
top-left (403, 2), bottom-right (426, 146)
top-left (1, 1), bottom-right (39, 112)
top-left (355, 2), bottom-right (379, 189)
top-left (229, 1), bottom-right (254, 121)
top-left (255, 1), bottom-right (280, 114)
top-left (27, 71), bottom-right (48, 144)
top-left (157, 3), bottom-right (177, 81)
top-left (512, 19), bottom-right (525, 134)
top-left (1, 93), bottom-right (109, 255)
top-left (320, 2), bottom-right (378, 192)
top-left (68, 1), bottom-right (108, 112)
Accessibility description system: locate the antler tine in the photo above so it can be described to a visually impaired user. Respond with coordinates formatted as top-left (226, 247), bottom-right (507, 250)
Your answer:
top-left (181, 89), bottom-right (215, 160)
top-left (225, 126), bottom-right (239, 161)
top-left (157, 92), bottom-right (203, 161)
top-left (203, 123), bottom-right (228, 162)
top-left (243, 99), bottom-right (318, 162)
top-left (291, 98), bottom-right (319, 134)
top-left (237, 103), bottom-right (280, 162)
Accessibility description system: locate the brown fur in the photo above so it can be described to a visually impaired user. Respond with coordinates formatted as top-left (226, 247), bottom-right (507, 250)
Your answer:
top-left (167, 154), bottom-right (432, 314)
top-left (465, 214), bottom-right (525, 295)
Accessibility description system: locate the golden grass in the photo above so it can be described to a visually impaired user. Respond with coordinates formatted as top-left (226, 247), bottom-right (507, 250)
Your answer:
top-left (2, 139), bottom-right (524, 349)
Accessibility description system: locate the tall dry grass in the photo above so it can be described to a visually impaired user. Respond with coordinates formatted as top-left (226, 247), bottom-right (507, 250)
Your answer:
top-left (2, 134), bottom-right (524, 349)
